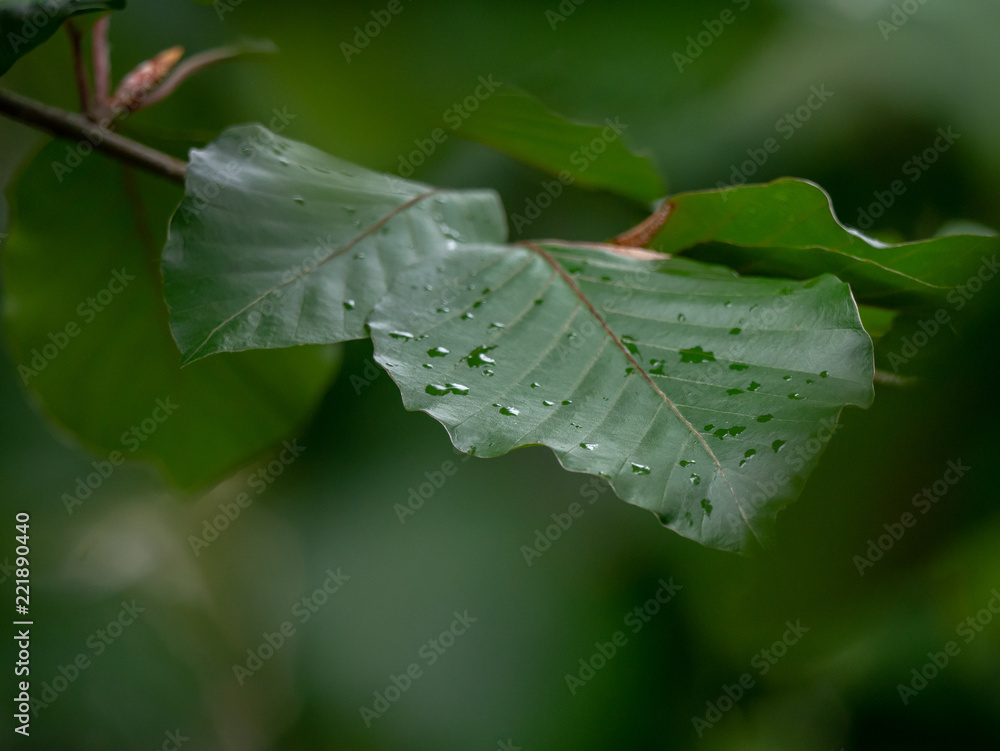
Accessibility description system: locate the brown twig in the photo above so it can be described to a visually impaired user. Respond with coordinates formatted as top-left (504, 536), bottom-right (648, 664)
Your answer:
top-left (92, 17), bottom-right (112, 113)
top-left (110, 45), bottom-right (184, 113)
top-left (0, 87), bottom-right (187, 184)
top-left (65, 21), bottom-right (93, 118)
top-left (138, 44), bottom-right (268, 109)
top-left (612, 201), bottom-right (674, 247)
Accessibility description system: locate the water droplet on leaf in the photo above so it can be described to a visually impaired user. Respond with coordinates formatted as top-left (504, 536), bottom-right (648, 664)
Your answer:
top-left (680, 346), bottom-right (715, 364)
top-left (464, 345), bottom-right (496, 367)
top-left (621, 335), bottom-right (640, 355)
top-left (425, 383), bottom-right (470, 396)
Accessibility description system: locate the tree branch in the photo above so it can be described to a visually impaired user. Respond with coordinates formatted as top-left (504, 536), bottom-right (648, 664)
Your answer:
top-left (0, 87), bottom-right (187, 185)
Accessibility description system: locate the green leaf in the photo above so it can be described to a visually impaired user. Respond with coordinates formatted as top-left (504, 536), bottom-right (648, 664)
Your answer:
top-left (369, 241), bottom-right (873, 554)
top-left (0, 0), bottom-right (126, 77)
top-left (458, 85), bottom-right (666, 203)
top-left (2, 141), bottom-right (338, 489)
top-left (162, 124), bottom-right (507, 364)
top-left (645, 179), bottom-right (999, 307)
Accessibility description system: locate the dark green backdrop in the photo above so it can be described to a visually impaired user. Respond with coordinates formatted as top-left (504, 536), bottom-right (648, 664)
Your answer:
top-left (1, 1), bottom-right (998, 748)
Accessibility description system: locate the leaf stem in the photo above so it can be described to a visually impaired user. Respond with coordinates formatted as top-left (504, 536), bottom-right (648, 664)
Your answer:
top-left (139, 44), bottom-right (267, 110)
top-left (0, 87), bottom-right (187, 185)
top-left (92, 17), bottom-right (112, 115)
top-left (65, 21), bottom-right (93, 118)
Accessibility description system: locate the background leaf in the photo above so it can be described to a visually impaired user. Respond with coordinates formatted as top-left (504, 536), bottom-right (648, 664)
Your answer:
top-left (369, 242), bottom-right (873, 553)
top-left (457, 84), bottom-right (666, 203)
top-left (162, 124), bottom-right (507, 363)
top-left (647, 179), bottom-right (998, 307)
top-left (2, 140), bottom-right (338, 488)
top-left (0, 0), bottom-right (126, 77)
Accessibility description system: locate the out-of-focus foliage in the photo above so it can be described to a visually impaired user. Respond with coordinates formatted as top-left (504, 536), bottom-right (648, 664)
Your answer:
top-left (1, 1), bottom-right (999, 749)
top-left (0, 0), bottom-right (125, 76)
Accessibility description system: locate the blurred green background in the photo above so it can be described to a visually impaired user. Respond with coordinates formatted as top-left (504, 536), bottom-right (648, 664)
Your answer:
top-left (2, 0), bottom-right (999, 748)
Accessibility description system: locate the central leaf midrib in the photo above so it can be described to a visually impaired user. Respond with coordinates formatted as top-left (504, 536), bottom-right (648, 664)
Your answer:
top-left (185, 189), bottom-right (442, 359)
top-left (524, 242), bottom-right (764, 549)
